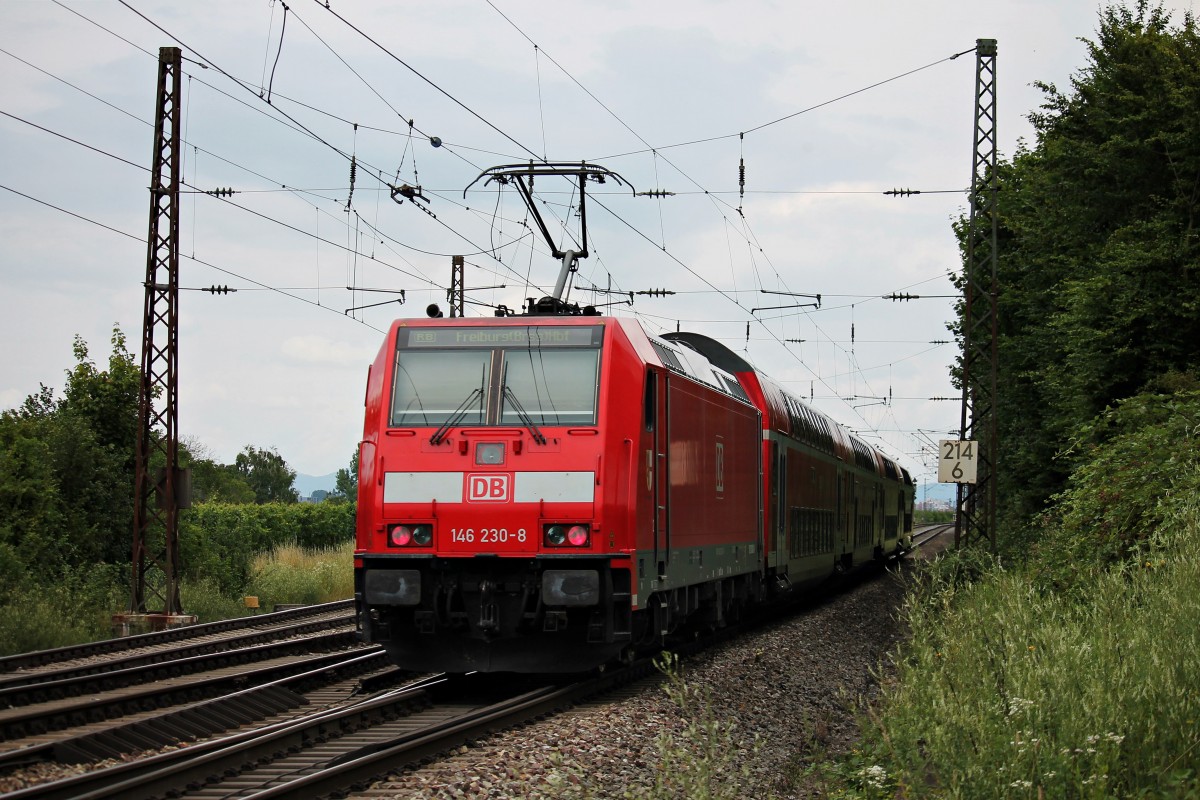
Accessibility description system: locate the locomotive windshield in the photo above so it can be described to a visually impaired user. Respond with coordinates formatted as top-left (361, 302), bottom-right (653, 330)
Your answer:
top-left (391, 350), bottom-right (489, 427)
top-left (390, 325), bottom-right (602, 428)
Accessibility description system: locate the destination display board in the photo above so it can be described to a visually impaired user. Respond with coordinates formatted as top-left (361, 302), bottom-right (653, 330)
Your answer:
top-left (400, 326), bottom-right (602, 348)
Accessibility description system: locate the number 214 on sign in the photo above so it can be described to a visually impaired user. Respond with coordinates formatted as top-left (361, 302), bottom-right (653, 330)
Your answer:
top-left (939, 440), bottom-right (978, 484)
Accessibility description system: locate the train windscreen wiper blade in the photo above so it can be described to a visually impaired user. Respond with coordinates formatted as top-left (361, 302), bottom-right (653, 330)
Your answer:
top-left (502, 385), bottom-right (547, 445)
top-left (429, 388), bottom-right (483, 445)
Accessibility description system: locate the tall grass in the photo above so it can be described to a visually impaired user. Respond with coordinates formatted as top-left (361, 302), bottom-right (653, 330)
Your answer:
top-left (854, 503), bottom-right (1200, 798)
top-left (0, 540), bottom-right (356, 655)
top-left (0, 564), bottom-right (125, 655)
top-left (180, 577), bottom-right (253, 623)
top-left (245, 539), bottom-right (355, 610)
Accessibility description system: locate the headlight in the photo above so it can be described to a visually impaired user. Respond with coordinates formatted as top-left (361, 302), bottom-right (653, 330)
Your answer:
top-left (545, 525), bottom-right (567, 546)
top-left (567, 525), bottom-right (590, 546)
top-left (544, 523), bottom-right (590, 547)
top-left (388, 524), bottom-right (433, 547)
top-left (389, 525), bottom-right (413, 546)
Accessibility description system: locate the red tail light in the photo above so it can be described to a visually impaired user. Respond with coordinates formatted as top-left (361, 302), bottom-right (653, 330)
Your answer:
top-left (389, 524), bottom-right (432, 547)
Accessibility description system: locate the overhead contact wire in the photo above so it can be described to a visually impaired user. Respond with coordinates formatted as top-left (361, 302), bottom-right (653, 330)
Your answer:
top-left (0, 182), bottom-right (385, 332)
top-left (310, 0), bottom-right (543, 162)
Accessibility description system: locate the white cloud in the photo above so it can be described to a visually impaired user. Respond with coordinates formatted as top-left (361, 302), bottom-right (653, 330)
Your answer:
top-left (279, 335), bottom-right (376, 367)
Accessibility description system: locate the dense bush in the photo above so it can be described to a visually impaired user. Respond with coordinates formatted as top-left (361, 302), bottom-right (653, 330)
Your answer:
top-left (0, 506), bottom-right (356, 655)
top-left (914, 509), bottom-right (954, 525)
top-left (180, 502), bottom-right (355, 596)
top-left (1030, 388), bottom-right (1200, 594)
top-left (0, 563), bottom-right (126, 654)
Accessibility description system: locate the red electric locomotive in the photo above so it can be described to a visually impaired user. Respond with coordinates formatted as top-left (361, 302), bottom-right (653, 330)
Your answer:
top-left (354, 313), bottom-right (914, 673)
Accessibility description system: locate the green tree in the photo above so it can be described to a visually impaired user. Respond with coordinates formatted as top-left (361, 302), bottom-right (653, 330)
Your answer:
top-left (0, 416), bottom-right (66, 580)
top-left (233, 445), bottom-right (299, 504)
top-left (961, 2), bottom-right (1200, 542)
top-left (55, 329), bottom-right (141, 565)
top-left (188, 458), bottom-right (256, 504)
top-left (60, 330), bottom-right (141, 460)
top-left (180, 438), bottom-right (255, 504)
top-left (0, 327), bottom-right (141, 576)
top-left (332, 448), bottom-right (359, 501)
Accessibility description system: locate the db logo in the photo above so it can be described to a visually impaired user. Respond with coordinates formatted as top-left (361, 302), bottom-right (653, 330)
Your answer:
top-left (467, 473), bottom-right (510, 502)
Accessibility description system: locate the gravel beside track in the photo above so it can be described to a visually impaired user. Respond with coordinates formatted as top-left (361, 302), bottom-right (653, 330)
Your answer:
top-left (358, 556), bottom-right (924, 800)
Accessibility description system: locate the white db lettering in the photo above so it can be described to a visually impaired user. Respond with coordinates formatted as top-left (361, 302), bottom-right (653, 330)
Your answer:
top-left (467, 474), bottom-right (509, 502)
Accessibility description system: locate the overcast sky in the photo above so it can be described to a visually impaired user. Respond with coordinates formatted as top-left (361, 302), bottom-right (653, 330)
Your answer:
top-left (2, 0), bottom-right (1192, 491)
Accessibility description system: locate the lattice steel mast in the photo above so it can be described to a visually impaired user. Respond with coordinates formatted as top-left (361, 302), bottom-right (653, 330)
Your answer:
top-left (449, 255), bottom-right (465, 318)
top-left (128, 46), bottom-right (186, 619)
top-left (956, 39), bottom-right (999, 550)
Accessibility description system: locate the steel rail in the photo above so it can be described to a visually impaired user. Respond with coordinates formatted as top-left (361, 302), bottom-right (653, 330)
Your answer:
top-left (247, 669), bottom-right (641, 800)
top-left (0, 612), bottom-right (354, 696)
top-left (0, 631), bottom-right (359, 741)
top-left (4, 675), bottom-right (448, 800)
top-left (0, 600), bottom-right (354, 673)
top-left (9, 668), bottom-right (643, 800)
top-left (0, 647), bottom-right (391, 771)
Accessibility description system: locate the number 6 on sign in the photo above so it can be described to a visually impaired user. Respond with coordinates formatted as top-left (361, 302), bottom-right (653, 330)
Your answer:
top-left (939, 440), bottom-right (978, 484)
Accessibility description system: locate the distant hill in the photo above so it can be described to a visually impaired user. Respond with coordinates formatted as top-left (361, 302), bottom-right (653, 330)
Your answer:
top-left (294, 472), bottom-right (337, 497)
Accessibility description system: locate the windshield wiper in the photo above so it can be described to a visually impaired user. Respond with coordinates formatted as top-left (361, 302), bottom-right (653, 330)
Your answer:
top-left (502, 385), bottom-right (547, 445)
top-left (429, 388), bottom-right (483, 445)
top-left (500, 361), bottom-right (547, 446)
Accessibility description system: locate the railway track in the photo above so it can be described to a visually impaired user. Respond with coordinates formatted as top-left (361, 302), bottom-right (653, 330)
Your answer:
top-left (908, 522), bottom-right (955, 556)
top-left (0, 601), bottom-right (385, 776)
top-left (0, 600), bottom-right (354, 674)
top-left (4, 667), bottom-right (642, 800)
top-left (0, 584), bottom-right (738, 798)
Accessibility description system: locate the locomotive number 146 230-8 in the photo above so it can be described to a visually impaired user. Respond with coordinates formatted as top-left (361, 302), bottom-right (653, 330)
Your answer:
top-left (449, 528), bottom-right (528, 544)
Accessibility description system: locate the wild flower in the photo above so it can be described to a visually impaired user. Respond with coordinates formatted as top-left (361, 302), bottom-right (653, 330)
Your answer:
top-left (1009, 779), bottom-right (1033, 789)
top-left (860, 764), bottom-right (887, 790)
top-left (1005, 697), bottom-right (1036, 717)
